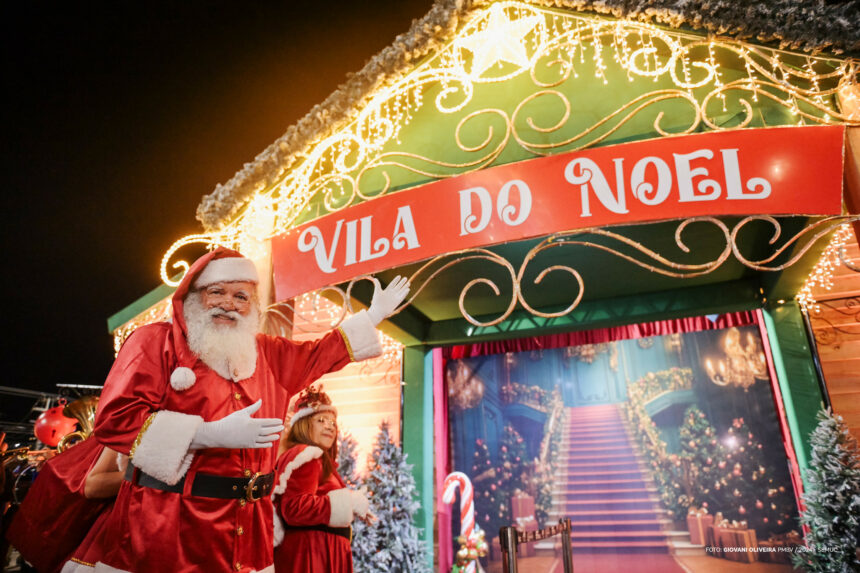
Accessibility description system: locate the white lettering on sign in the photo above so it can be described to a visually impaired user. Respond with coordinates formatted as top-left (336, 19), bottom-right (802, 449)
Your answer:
top-left (459, 187), bottom-right (493, 236)
top-left (675, 149), bottom-right (721, 202)
top-left (566, 147), bottom-right (772, 215)
top-left (459, 180), bottom-right (533, 236)
top-left (721, 149), bottom-right (771, 199)
top-left (298, 206), bottom-right (420, 273)
top-left (565, 158), bottom-right (629, 217)
top-left (297, 220), bottom-right (343, 274)
top-left (631, 156), bottom-right (673, 205)
top-left (497, 180), bottom-right (532, 227)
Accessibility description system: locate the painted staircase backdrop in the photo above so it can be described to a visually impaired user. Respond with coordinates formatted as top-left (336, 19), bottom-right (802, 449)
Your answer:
top-left (447, 325), bottom-right (801, 572)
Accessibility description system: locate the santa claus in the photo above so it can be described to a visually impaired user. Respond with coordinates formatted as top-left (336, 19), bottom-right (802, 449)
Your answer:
top-left (75, 247), bottom-right (408, 573)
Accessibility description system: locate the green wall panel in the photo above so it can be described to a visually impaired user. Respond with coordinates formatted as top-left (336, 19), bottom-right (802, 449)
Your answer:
top-left (402, 345), bottom-right (434, 569)
top-left (762, 302), bottom-right (826, 473)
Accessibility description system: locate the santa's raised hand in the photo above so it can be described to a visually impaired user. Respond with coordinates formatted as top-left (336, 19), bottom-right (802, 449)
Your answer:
top-left (367, 275), bottom-right (411, 325)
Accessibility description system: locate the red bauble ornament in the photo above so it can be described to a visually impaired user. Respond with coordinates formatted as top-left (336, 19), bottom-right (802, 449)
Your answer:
top-left (738, 505), bottom-right (746, 515)
top-left (756, 500), bottom-right (764, 509)
top-left (34, 405), bottom-right (77, 447)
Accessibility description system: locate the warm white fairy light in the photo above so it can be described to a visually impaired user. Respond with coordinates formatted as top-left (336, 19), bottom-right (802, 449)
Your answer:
top-left (161, 1), bottom-right (858, 291)
top-left (113, 299), bottom-right (172, 355)
top-left (457, 3), bottom-right (541, 78)
top-left (294, 292), bottom-right (403, 363)
top-left (797, 224), bottom-right (854, 313)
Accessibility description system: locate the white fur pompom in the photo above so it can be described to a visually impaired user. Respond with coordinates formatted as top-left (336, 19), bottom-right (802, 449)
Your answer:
top-left (170, 367), bottom-right (196, 391)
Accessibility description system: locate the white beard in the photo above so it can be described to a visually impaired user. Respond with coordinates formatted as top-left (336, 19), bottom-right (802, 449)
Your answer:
top-left (183, 291), bottom-right (260, 381)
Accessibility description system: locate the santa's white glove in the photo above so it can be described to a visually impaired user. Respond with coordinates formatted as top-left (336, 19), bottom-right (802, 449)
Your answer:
top-left (190, 400), bottom-right (284, 450)
top-left (366, 275), bottom-right (411, 326)
top-left (350, 488), bottom-right (370, 519)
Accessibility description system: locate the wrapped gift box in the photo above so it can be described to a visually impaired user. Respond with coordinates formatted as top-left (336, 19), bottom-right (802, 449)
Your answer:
top-left (718, 522), bottom-right (758, 563)
top-left (514, 515), bottom-right (539, 557)
top-left (511, 493), bottom-right (539, 557)
top-left (704, 513), bottom-right (725, 556)
top-left (686, 507), bottom-right (714, 546)
top-left (511, 493), bottom-right (536, 520)
top-left (758, 531), bottom-right (802, 564)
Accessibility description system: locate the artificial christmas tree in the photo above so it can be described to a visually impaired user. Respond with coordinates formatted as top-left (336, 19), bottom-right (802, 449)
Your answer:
top-left (715, 418), bottom-right (796, 536)
top-left (499, 423), bottom-right (529, 494)
top-left (352, 422), bottom-right (431, 573)
top-left (337, 430), bottom-right (360, 488)
top-left (678, 406), bottom-right (724, 510)
top-left (471, 438), bottom-right (505, 536)
top-left (791, 409), bottom-right (860, 573)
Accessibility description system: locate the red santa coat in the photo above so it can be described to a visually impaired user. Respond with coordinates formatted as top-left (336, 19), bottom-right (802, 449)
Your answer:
top-left (61, 500), bottom-right (114, 572)
top-left (90, 249), bottom-right (381, 573)
top-left (5, 437), bottom-right (109, 573)
top-left (272, 444), bottom-right (354, 573)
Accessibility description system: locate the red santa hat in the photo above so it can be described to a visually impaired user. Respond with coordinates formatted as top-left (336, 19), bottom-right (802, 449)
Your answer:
top-left (287, 385), bottom-right (337, 428)
top-left (192, 256), bottom-right (259, 289)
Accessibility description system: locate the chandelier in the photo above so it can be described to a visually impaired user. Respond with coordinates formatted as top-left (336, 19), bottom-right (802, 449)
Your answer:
top-left (704, 327), bottom-right (768, 391)
top-left (448, 361), bottom-right (485, 410)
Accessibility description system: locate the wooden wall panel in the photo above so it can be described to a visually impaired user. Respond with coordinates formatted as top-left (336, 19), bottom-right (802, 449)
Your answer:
top-left (291, 295), bottom-right (403, 475)
top-left (809, 228), bottom-right (860, 439)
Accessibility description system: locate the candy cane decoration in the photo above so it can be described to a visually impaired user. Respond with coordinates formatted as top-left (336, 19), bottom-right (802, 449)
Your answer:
top-left (443, 471), bottom-right (476, 572)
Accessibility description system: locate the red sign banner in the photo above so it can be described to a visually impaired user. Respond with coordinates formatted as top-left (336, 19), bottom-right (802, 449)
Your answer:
top-left (273, 125), bottom-right (845, 300)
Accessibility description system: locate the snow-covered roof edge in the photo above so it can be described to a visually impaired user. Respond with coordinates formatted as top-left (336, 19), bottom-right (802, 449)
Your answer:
top-left (197, 0), bottom-right (860, 231)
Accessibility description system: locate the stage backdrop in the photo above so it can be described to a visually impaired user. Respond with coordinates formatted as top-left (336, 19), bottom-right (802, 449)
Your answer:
top-left (445, 320), bottom-right (801, 573)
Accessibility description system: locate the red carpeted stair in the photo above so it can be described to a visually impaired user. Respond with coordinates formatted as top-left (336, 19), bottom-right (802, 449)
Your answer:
top-left (551, 403), bottom-right (682, 563)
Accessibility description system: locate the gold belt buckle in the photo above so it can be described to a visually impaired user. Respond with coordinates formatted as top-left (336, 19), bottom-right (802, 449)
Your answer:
top-left (245, 472), bottom-right (263, 502)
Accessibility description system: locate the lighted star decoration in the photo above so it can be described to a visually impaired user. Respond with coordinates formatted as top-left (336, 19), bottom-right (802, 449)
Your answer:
top-left (457, 4), bottom-right (542, 78)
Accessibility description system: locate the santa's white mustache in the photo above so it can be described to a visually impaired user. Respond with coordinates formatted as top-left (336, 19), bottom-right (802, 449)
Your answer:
top-left (209, 308), bottom-right (241, 321)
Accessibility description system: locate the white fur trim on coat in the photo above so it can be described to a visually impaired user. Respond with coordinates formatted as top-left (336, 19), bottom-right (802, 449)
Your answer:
top-left (194, 257), bottom-right (259, 288)
top-left (94, 561), bottom-right (273, 573)
top-left (169, 366), bottom-right (196, 391)
top-left (337, 310), bottom-right (382, 361)
top-left (327, 488), bottom-right (354, 527)
top-left (130, 410), bottom-right (203, 485)
top-left (287, 404), bottom-right (337, 428)
top-left (61, 560), bottom-right (95, 573)
top-left (273, 503), bottom-right (286, 547)
top-left (272, 445), bottom-right (323, 497)
top-left (96, 561), bottom-right (272, 573)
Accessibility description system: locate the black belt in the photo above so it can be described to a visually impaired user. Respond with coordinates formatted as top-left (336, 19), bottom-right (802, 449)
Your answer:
top-left (124, 464), bottom-right (274, 502)
top-left (282, 523), bottom-right (352, 542)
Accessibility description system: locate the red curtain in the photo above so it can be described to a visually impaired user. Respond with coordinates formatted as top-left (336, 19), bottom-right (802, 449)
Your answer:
top-left (443, 310), bottom-right (757, 359)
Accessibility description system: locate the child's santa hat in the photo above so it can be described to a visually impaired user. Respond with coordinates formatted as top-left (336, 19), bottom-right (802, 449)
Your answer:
top-left (287, 385), bottom-right (337, 428)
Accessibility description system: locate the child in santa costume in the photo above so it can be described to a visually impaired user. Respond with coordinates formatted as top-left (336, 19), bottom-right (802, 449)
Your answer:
top-left (272, 387), bottom-right (370, 573)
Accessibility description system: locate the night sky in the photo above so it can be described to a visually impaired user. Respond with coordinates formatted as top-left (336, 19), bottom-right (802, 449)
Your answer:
top-left (2, 1), bottom-right (433, 423)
